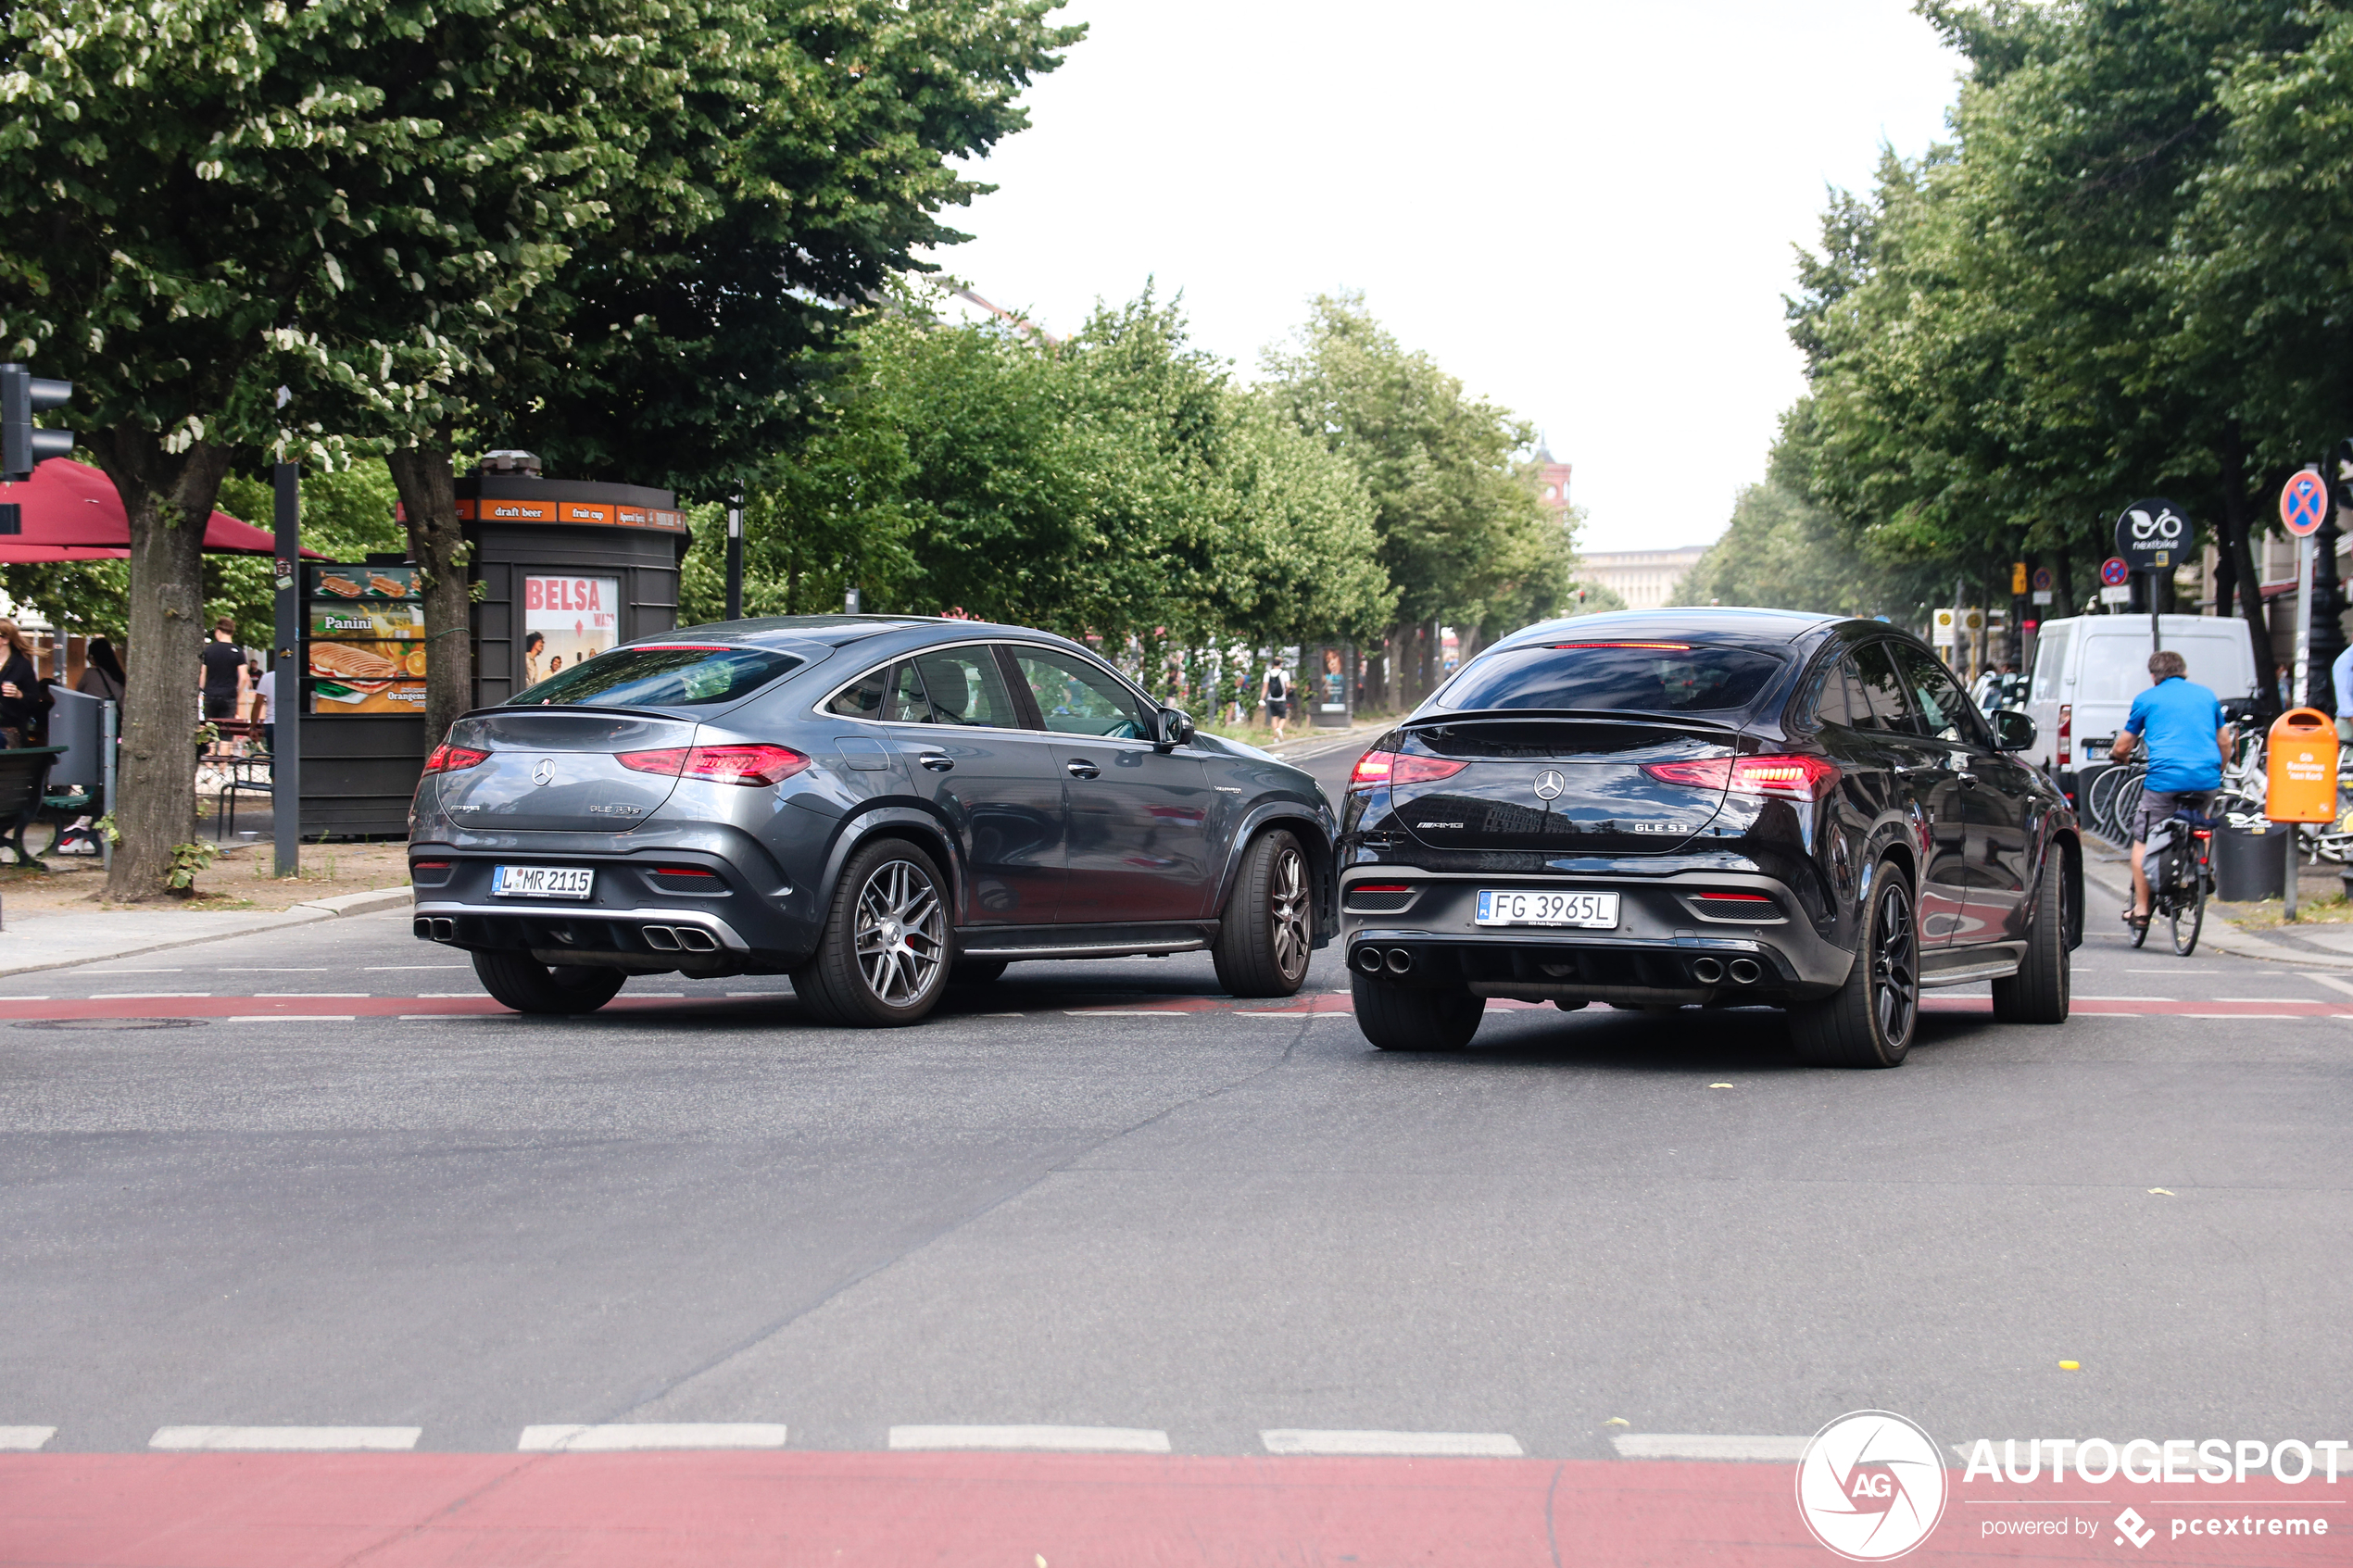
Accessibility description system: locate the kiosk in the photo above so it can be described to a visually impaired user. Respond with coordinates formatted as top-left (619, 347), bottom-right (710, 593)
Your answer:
top-left (295, 457), bottom-right (691, 835)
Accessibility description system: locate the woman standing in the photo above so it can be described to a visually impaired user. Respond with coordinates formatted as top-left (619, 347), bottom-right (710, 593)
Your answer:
top-left (0, 620), bottom-right (51, 747)
top-left (76, 636), bottom-right (126, 706)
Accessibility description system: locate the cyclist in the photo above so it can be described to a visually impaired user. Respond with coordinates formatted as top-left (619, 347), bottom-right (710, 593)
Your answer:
top-left (2108, 648), bottom-right (2232, 935)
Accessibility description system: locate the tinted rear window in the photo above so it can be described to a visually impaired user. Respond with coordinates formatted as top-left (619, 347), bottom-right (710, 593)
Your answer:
top-left (510, 645), bottom-right (801, 709)
top-left (1433, 642), bottom-right (1783, 714)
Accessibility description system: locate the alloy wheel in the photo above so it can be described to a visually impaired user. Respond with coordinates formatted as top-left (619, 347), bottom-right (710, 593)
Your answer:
top-left (1871, 880), bottom-right (1918, 1045)
top-left (854, 857), bottom-right (945, 1006)
top-left (1270, 845), bottom-right (1310, 980)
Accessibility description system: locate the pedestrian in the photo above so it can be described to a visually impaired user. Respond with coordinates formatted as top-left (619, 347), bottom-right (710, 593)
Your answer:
top-left (199, 617), bottom-right (248, 755)
top-left (523, 631), bottom-right (546, 688)
top-left (75, 635), bottom-right (125, 706)
top-left (2331, 641), bottom-right (2353, 745)
top-left (1262, 660), bottom-right (1290, 743)
top-left (0, 620), bottom-right (49, 747)
top-left (255, 660), bottom-right (275, 754)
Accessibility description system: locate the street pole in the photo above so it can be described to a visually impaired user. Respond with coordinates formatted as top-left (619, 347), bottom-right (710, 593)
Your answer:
top-left (724, 492), bottom-right (743, 621)
top-left (272, 461), bottom-right (301, 877)
top-left (2294, 531), bottom-right (2315, 709)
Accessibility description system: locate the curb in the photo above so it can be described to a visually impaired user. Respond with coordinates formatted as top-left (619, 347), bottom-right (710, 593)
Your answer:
top-left (0, 884), bottom-right (412, 980)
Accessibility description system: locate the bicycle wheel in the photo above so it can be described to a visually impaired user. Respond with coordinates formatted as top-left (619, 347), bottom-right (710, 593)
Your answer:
top-left (2086, 767), bottom-right (2126, 839)
top-left (2104, 771), bottom-right (2145, 846)
top-left (2171, 846), bottom-right (2206, 957)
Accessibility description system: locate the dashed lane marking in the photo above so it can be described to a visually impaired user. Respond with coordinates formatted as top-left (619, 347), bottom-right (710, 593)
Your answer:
top-left (1262, 1430), bottom-right (1523, 1457)
top-left (1611, 1434), bottom-right (1808, 1461)
top-left (519, 1424), bottom-right (788, 1452)
top-left (225, 1015), bottom-right (357, 1023)
top-left (252, 994), bottom-right (372, 999)
top-left (150, 1426), bottom-right (422, 1451)
top-left (1063, 1010), bottom-right (1193, 1018)
top-left (90, 993), bottom-right (209, 999)
top-left (888, 1424), bottom-right (1171, 1453)
top-left (0, 1427), bottom-right (56, 1450)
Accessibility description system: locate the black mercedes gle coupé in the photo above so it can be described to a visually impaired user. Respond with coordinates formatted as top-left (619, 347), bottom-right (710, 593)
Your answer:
top-left (1338, 608), bottom-right (2082, 1066)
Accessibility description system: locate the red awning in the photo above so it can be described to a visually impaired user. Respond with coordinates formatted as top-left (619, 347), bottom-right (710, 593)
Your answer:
top-left (0, 458), bottom-right (327, 562)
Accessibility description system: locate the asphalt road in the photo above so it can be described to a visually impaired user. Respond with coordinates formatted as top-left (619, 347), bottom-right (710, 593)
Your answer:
top-left (5, 730), bottom-right (2350, 1472)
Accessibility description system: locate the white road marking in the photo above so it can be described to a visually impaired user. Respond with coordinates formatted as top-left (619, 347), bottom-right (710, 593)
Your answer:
top-left (887, 1424), bottom-right (1170, 1453)
top-left (2215, 997), bottom-right (2318, 1002)
top-left (92, 993), bottom-right (210, 999)
top-left (415, 993), bottom-right (484, 997)
top-left (1262, 1429), bottom-right (1523, 1457)
top-left (363, 965), bottom-right (469, 971)
top-left (1062, 1010), bottom-right (1189, 1018)
top-left (75, 968), bottom-right (182, 973)
top-left (2183, 1013), bottom-right (2305, 1019)
top-left (150, 1426), bottom-right (421, 1451)
top-left (0, 996), bottom-right (51, 1001)
top-left (519, 1424), bottom-right (788, 1451)
top-left (625, 993), bottom-right (686, 998)
top-left (1612, 1434), bottom-right (1809, 1461)
top-left (2311, 974), bottom-right (2353, 999)
top-left (253, 994), bottom-right (372, 998)
top-left (0, 1427), bottom-right (56, 1450)
top-left (222, 968), bottom-right (330, 972)
top-left (224, 1015), bottom-right (358, 1023)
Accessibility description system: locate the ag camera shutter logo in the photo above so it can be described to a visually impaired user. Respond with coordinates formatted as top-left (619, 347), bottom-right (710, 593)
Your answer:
top-left (1794, 1411), bottom-right (1949, 1561)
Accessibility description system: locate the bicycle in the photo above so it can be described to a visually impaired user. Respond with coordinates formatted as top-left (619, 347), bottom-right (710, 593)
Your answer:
top-left (2134, 806), bottom-right (2214, 956)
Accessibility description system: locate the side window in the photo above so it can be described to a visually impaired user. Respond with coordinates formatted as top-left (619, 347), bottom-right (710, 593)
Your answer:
top-left (824, 664), bottom-right (888, 720)
top-left (1805, 656), bottom-right (1856, 728)
top-left (1847, 646), bottom-right (1911, 733)
top-left (908, 646), bottom-right (1022, 727)
top-left (825, 660), bottom-right (934, 722)
top-left (1013, 646), bottom-right (1150, 739)
top-left (1891, 642), bottom-right (1989, 746)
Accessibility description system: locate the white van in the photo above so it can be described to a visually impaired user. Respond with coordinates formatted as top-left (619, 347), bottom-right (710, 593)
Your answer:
top-left (2023, 614), bottom-right (2261, 789)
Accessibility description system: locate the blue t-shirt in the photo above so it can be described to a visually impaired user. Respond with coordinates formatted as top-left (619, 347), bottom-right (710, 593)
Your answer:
top-left (2125, 677), bottom-right (2224, 793)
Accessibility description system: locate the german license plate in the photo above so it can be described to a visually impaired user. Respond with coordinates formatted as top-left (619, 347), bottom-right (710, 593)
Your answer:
top-left (491, 865), bottom-right (594, 899)
top-left (1475, 889), bottom-right (1619, 928)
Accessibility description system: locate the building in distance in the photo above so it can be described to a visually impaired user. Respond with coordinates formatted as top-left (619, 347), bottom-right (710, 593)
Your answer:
top-left (1579, 546), bottom-right (1711, 610)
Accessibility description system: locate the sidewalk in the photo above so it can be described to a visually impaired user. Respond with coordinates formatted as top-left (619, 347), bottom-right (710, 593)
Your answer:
top-left (2079, 834), bottom-right (2353, 969)
top-left (0, 886), bottom-right (411, 980)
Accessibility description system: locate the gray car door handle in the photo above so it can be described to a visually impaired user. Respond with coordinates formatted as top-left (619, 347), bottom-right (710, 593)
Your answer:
top-left (1065, 759), bottom-right (1101, 779)
top-left (917, 753), bottom-right (954, 772)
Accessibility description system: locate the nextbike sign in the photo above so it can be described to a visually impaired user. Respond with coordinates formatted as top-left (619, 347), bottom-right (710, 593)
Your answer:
top-left (2114, 496), bottom-right (2190, 574)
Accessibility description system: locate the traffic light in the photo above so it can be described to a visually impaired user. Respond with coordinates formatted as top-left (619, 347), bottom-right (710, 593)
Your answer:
top-left (1, 363), bottom-right (74, 483)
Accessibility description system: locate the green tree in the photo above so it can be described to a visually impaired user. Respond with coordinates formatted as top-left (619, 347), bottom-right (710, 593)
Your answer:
top-left (0, 0), bottom-right (429, 897)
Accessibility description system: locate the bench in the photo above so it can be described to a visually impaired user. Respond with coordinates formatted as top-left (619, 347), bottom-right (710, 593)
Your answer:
top-left (0, 746), bottom-right (66, 867)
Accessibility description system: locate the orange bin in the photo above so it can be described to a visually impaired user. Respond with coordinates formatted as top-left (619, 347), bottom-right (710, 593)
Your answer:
top-left (2267, 708), bottom-right (2339, 823)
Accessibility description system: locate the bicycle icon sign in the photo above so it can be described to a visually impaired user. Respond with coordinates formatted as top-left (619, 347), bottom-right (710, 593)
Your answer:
top-left (2113, 495), bottom-right (2188, 571)
top-left (2281, 470), bottom-right (2329, 537)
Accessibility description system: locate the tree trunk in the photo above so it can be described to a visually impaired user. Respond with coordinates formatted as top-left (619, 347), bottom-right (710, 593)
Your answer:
top-left (89, 429), bottom-right (233, 901)
top-left (384, 444), bottom-right (475, 750)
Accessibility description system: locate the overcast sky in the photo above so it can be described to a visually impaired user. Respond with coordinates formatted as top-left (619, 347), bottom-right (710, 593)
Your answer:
top-left (942, 0), bottom-right (1964, 556)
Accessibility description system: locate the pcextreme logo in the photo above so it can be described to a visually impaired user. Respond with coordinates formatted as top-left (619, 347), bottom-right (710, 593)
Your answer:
top-left (1795, 1411), bottom-right (1950, 1561)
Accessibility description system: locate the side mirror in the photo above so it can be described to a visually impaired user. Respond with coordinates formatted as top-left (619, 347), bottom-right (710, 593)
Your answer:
top-left (1993, 709), bottom-right (2035, 752)
top-left (1155, 706), bottom-right (1194, 751)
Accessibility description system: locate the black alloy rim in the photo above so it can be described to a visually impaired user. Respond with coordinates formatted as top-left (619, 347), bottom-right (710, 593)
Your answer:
top-left (1873, 880), bottom-right (1918, 1046)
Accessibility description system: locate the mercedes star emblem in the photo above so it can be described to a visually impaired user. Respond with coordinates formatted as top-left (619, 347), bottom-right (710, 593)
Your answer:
top-left (1533, 770), bottom-right (1566, 801)
top-left (532, 759), bottom-right (556, 786)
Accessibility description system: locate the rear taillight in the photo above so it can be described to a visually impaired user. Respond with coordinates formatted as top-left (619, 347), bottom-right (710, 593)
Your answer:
top-left (1348, 749), bottom-right (1469, 789)
top-left (1642, 754), bottom-right (1841, 802)
top-left (2057, 703), bottom-right (2072, 767)
top-left (422, 744), bottom-right (489, 774)
top-left (410, 860), bottom-right (452, 871)
top-left (615, 744), bottom-right (811, 786)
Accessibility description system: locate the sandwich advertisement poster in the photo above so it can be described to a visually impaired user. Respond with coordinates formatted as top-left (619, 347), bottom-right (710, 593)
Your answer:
top-left (307, 563), bottom-right (427, 714)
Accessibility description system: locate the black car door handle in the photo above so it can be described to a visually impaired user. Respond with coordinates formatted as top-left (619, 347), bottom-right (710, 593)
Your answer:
top-left (1065, 759), bottom-right (1101, 780)
top-left (917, 753), bottom-right (954, 772)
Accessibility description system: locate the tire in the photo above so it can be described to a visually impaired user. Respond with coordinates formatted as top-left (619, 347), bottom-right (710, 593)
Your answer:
top-left (1992, 855), bottom-right (2070, 1022)
top-left (949, 958), bottom-right (1008, 986)
top-left (1351, 971), bottom-right (1483, 1051)
top-left (791, 837), bottom-right (951, 1027)
top-left (2171, 843), bottom-right (2206, 958)
top-left (1212, 828), bottom-right (1313, 998)
top-left (1790, 862), bottom-right (1919, 1068)
top-left (472, 950), bottom-right (627, 1016)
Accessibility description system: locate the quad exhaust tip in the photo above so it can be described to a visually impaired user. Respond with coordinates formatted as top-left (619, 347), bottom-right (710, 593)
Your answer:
top-left (1384, 947), bottom-right (1413, 975)
top-left (643, 924), bottom-right (719, 954)
top-left (1690, 957), bottom-right (1724, 985)
top-left (413, 916), bottom-right (457, 941)
top-left (1728, 958), bottom-right (1762, 985)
